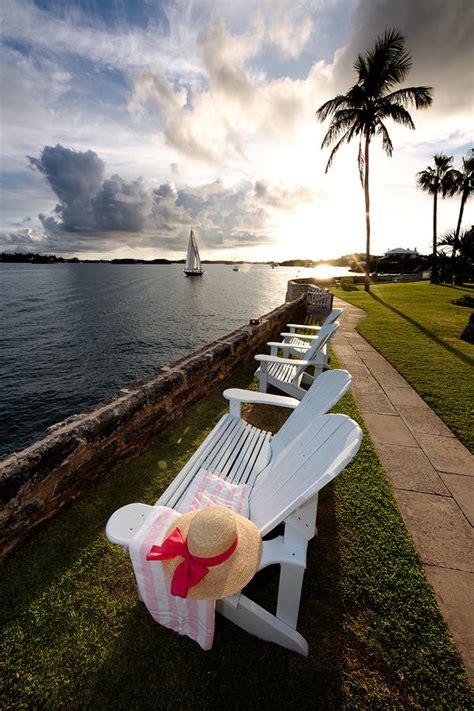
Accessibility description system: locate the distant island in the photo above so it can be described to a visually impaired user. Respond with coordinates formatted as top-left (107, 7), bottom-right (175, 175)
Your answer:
top-left (0, 251), bottom-right (377, 270)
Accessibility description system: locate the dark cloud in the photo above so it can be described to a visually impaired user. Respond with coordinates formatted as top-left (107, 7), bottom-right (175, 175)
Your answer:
top-left (28, 144), bottom-right (104, 204)
top-left (29, 144), bottom-right (154, 233)
top-left (94, 175), bottom-right (152, 231)
top-left (335, 0), bottom-right (474, 113)
top-left (5, 145), bottom-right (294, 254)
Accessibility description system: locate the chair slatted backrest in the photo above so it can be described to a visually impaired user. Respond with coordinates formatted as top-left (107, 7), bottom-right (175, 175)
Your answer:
top-left (272, 369), bottom-right (352, 444)
top-left (292, 321), bottom-right (340, 380)
top-left (323, 308), bottom-right (343, 325)
top-left (273, 369), bottom-right (351, 448)
top-left (249, 412), bottom-right (362, 535)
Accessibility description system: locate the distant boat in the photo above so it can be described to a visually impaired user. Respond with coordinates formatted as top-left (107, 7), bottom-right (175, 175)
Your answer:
top-left (271, 262), bottom-right (279, 269)
top-left (184, 229), bottom-right (204, 276)
top-left (232, 264), bottom-right (239, 272)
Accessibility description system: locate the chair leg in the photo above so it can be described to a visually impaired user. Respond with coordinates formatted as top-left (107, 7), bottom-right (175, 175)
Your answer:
top-left (217, 595), bottom-right (308, 656)
top-left (259, 371), bottom-right (268, 392)
top-left (276, 563), bottom-right (306, 629)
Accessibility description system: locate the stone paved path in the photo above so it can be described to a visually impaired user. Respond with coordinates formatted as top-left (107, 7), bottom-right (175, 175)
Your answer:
top-left (332, 297), bottom-right (474, 681)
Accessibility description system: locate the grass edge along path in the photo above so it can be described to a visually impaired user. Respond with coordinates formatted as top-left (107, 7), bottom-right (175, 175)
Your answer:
top-left (0, 359), bottom-right (472, 709)
top-left (332, 281), bottom-right (474, 452)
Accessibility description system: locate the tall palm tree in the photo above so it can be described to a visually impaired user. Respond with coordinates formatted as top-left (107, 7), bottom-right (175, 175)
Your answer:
top-left (416, 154), bottom-right (456, 284)
top-left (451, 149), bottom-right (474, 242)
top-left (316, 29), bottom-right (432, 291)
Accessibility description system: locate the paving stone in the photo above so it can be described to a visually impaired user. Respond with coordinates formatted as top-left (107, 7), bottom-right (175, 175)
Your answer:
top-left (440, 473), bottom-right (474, 526)
top-left (417, 434), bottom-right (474, 477)
top-left (352, 375), bottom-right (384, 394)
top-left (394, 489), bottom-right (474, 571)
top-left (378, 371), bottom-right (412, 389)
top-left (354, 391), bottom-right (397, 415)
top-left (351, 341), bottom-right (378, 353)
top-left (423, 566), bottom-right (474, 682)
top-left (345, 363), bottom-right (373, 377)
top-left (376, 443), bottom-right (449, 495)
top-left (367, 364), bottom-right (405, 380)
top-left (382, 386), bottom-right (427, 407)
top-left (334, 351), bottom-right (365, 369)
top-left (363, 413), bottom-right (418, 447)
top-left (359, 352), bottom-right (388, 365)
top-left (396, 404), bottom-right (455, 438)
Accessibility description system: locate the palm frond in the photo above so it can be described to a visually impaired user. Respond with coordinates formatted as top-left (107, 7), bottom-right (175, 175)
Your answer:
top-left (316, 95), bottom-right (351, 122)
top-left (416, 167), bottom-right (436, 193)
top-left (442, 168), bottom-right (462, 197)
top-left (434, 153), bottom-right (454, 171)
top-left (378, 102), bottom-right (415, 129)
top-left (385, 86), bottom-right (433, 109)
top-left (360, 29), bottom-right (412, 94)
top-left (324, 127), bottom-right (354, 172)
top-left (376, 121), bottom-right (394, 156)
top-left (358, 139), bottom-right (365, 186)
top-left (320, 110), bottom-right (361, 148)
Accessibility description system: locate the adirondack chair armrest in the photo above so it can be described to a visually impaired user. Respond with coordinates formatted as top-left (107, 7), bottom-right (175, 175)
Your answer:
top-left (259, 536), bottom-right (306, 570)
top-left (286, 323), bottom-right (321, 332)
top-left (223, 388), bottom-right (299, 417)
top-left (255, 354), bottom-right (310, 366)
top-left (266, 341), bottom-right (294, 351)
top-left (280, 332), bottom-right (318, 341)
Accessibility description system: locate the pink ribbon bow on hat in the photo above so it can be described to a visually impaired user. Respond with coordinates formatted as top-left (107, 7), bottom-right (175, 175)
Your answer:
top-left (146, 526), bottom-right (238, 598)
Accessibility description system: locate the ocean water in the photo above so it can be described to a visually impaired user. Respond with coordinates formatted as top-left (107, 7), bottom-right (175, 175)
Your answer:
top-left (0, 262), bottom-right (350, 455)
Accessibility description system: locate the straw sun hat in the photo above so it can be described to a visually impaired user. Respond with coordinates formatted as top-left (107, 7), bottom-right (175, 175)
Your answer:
top-left (147, 506), bottom-right (262, 600)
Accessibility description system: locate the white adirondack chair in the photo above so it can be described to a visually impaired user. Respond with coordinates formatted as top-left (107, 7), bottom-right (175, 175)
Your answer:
top-left (286, 308), bottom-right (343, 337)
top-left (255, 321), bottom-right (340, 399)
top-left (283, 308), bottom-right (343, 358)
top-left (106, 372), bottom-right (362, 655)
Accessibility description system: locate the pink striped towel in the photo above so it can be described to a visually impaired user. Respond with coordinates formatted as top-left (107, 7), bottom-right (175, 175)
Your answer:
top-left (177, 470), bottom-right (249, 515)
top-left (129, 473), bottom-right (249, 650)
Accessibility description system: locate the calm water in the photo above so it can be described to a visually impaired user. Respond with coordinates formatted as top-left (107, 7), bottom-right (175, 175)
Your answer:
top-left (0, 263), bottom-right (349, 455)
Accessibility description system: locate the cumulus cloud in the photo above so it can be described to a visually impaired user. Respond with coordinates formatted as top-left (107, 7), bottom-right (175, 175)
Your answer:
top-left (254, 181), bottom-right (314, 209)
top-left (130, 12), bottom-right (313, 166)
top-left (264, 0), bottom-right (313, 58)
top-left (28, 145), bottom-right (155, 234)
top-left (7, 144), bottom-right (317, 256)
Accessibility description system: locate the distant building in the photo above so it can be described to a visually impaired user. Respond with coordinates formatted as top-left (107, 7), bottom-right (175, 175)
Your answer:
top-left (376, 246), bottom-right (427, 275)
top-left (383, 247), bottom-right (419, 258)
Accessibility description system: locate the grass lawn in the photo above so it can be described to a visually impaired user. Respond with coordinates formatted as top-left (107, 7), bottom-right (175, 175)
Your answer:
top-left (1, 358), bottom-right (473, 709)
top-left (332, 281), bottom-right (474, 452)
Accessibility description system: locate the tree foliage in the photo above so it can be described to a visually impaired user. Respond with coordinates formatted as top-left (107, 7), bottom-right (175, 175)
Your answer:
top-left (316, 29), bottom-right (432, 291)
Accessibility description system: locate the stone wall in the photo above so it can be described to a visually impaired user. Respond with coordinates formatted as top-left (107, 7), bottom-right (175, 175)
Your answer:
top-left (0, 297), bottom-right (305, 560)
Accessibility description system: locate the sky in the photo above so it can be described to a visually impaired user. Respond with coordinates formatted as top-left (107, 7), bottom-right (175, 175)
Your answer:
top-left (0, 0), bottom-right (472, 261)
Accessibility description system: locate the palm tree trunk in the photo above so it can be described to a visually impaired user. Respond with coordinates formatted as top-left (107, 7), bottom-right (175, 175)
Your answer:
top-left (364, 134), bottom-right (371, 292)
top-left (431, 188), bottom-right (439, 284)
top-left (455, 189), bottom-right (467, 241)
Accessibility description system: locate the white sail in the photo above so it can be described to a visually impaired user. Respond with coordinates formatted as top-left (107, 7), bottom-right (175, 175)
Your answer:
top-left (184, 229), bottom-right (204, 275)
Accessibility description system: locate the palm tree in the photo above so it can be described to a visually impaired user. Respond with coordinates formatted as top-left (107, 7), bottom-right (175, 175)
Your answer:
top-left (316, 29), bottom-right (432, 291)
top-left (451, 149), bottom-right (474, 242)
top-left (439, 227), bottom-right (474, 284)
top-left (416, 154), bottom-right (456, 284)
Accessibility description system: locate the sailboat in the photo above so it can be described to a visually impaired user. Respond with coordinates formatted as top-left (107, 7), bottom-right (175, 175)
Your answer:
top-left (184, 229), bottom-right (204, 276)
top-left (232, 238), bottom-right (239, 271)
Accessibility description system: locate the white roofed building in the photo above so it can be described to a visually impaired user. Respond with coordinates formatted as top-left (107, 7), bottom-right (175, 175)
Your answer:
top-left (383, 247), bottom-right (419, 258)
